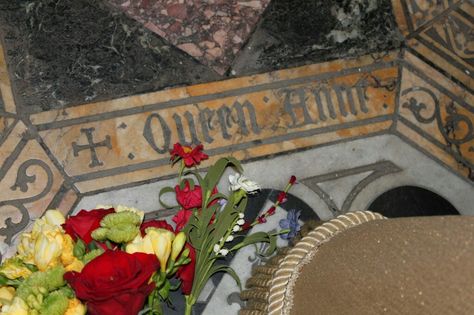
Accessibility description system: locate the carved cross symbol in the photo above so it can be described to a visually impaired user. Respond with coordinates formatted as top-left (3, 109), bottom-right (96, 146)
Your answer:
top-left (72, 127), bottom-right (112, 168)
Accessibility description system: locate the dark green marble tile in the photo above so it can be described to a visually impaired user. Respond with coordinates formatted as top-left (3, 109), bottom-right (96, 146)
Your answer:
top-left (232, 0), bottom-right (403, 74)
top-left (0, 0), bottom-right (219, 113)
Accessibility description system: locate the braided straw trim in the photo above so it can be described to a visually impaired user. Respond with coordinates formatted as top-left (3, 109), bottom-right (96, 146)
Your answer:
top-left (267, 211), bottom-right (386, 315)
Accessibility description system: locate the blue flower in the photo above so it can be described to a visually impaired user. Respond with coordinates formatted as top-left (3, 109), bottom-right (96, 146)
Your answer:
top-left (279, 210), bottom-right (301, 240)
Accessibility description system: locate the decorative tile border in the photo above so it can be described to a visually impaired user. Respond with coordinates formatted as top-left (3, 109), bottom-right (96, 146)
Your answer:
top-left (391, 0), bottom-right (473, 91)
top-left (0, 1), bottom-right (473, 245)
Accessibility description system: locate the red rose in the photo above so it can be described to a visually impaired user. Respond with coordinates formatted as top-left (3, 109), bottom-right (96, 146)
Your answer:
top-left (289, 175), bottom-right (297, 185)
top-left (140, 220), bottom-right (174, 236)
top-left (65, 251), bottom-right (159, 315)
top-left (175, 181), bottom-right (203, 210)
top-left (170, 143), bottom-right (208, 167)
top-left (173, 209), bottom-right (193, 232)
top-left (62, 208), bottom-right (115, 244)
top-left (176, 243), bottom-right (196, 295)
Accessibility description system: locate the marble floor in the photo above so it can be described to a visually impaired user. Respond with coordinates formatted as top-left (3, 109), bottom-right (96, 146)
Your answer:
top-left (0, 0), bottom-right (472, 313)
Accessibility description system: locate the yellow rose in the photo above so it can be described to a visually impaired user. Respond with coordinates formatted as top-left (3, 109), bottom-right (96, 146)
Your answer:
top-left (0, 287), bottom-right (15, 308)
top-left (0, 297), bottom-right (29, 315)
top-left (0, 258), bottom-right (31, 280)
top-left (64, 298), bottom-right (86, 315)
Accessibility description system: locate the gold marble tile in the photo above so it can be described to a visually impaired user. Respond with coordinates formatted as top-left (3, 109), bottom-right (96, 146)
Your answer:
top-left (0, 44), bottom-right (16, 114)
top-left (0, 121), bottom-right (71, 243)
top-left (391, 0), bottom-right (461, 35)
top-left (392, 0), bottom-right (473, 90)
top-left (32, 53), bottom-right (398, 193)
top-left (398, 51), bottom-right (473, 177)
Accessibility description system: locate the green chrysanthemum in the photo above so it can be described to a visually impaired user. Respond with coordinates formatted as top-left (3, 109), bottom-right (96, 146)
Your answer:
top-left (16, 266), bottom-right (65, 300)
top-left (91, 211), bottom-right (141, 243)
top-left (101, 211), bottom-right (141, 227)
top-left (39, 290), bottom-right (69, 315)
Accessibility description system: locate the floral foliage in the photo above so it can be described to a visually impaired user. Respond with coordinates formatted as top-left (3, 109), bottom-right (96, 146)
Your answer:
top-left (0, 143), bottom-right (297, 315)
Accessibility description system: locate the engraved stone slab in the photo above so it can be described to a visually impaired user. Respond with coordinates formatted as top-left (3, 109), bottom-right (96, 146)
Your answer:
top-left (31, 53), bottom-right (398, 194)
top-left (1, 45), bottom-right (474, 255)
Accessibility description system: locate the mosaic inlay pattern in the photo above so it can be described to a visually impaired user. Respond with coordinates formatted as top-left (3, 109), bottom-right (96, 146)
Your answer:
top-left (392, 0), bottom-right (473, 91)
top-left (1, 47), bottom-right (473, 245)
top-left (108, 0), bottom-right (271, 74)
top-left (0, 1), bottom-right (473, 253)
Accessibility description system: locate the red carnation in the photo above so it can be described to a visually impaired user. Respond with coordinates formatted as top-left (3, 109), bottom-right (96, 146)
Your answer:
top-left (65, 251), bottom-right (159, 315)
top-left (176, 243), bottom-right (196, 295)
top-left (62, 208), bottom-right (115, 244)
top-left (175, 181), bottom-right (203, 210)
top-left (173, 209), bottom-right (193, 232)
top-left (170, 143), bottom-right (208, 167)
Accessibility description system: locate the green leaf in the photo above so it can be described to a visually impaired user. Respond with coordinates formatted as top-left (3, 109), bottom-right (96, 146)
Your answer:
top-left (208, 264), bottom-right (242, 290)
top-left (0, 274), bottom-right (7, 286)
top-left (159, 186), bottom-right (177, 209)
top-left (207, 193), bottom-right (227, 206)
top-left (183, 170), bottom-right (205, 187)
top-left (230, 232), bottom-right (277, 256)
top-left (204, 157), bottom-right (242, 191)
top-left (200, 203), bottom-right (219, 231)
top-left (158, 279), bottom-right (171, 300)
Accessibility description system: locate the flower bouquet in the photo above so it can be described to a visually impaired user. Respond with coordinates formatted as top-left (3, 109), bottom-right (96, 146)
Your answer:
top-left (0, 144), bottom-right (296, 315)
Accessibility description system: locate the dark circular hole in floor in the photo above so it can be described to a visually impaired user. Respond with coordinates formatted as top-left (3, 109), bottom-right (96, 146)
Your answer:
top-left (368, 186), bottom-right (459, 218)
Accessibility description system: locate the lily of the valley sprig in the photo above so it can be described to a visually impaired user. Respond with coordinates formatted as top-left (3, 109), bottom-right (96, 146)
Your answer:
top-left (160, 143), bottom-right (288, 315)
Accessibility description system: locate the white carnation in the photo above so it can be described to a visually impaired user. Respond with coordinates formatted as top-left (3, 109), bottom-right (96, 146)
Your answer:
top-left (229, 173), bottom-right (261, 194)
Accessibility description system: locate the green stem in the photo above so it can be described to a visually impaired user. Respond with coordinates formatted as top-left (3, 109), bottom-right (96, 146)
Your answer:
top-left (184, 295), bottom-right (194, 315)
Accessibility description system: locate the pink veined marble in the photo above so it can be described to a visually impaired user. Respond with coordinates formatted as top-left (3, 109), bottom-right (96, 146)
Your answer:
top-left (108, 0), bottom-right (271, 75)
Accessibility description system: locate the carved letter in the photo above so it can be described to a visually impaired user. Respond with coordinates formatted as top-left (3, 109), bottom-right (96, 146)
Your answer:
top-left (173, 111), bottom-right (200, 146)
top-left (216, 100), bottom-right (261, 139)
top-left (199, 108), bottom-right (215, 144)
top-left (282, 88), bottom-right (313, 128)
top-left (143, 113), bottom-right (171, 154)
